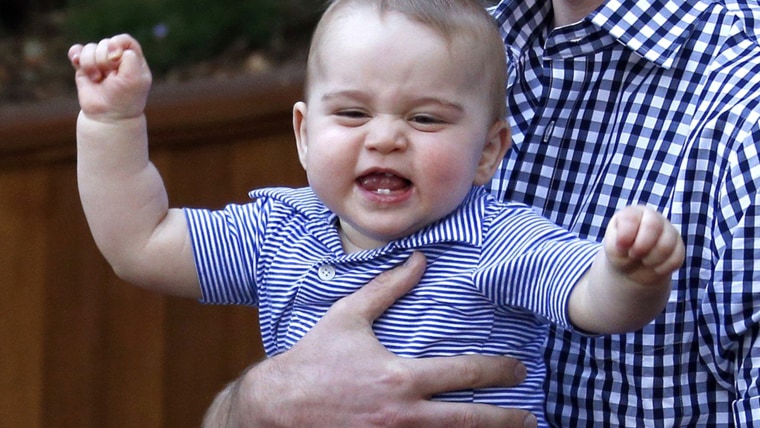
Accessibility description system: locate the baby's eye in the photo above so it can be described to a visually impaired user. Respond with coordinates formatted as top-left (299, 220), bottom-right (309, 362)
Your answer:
top-left (410, 114), bottom-right (442, 125)
top-left (333, 109), bottom-right (370, 127)
top-left (335, 109), bottom-right (368, 119)
top-left (409, 114), bottom-right (449, 131)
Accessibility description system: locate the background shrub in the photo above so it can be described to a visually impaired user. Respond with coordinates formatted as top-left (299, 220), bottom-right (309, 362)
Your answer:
top-left (64, 0), bottom-right (284, 74)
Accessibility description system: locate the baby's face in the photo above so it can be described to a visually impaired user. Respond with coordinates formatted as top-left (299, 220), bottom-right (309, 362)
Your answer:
top-left (294, 7), bottom-right (504, 252)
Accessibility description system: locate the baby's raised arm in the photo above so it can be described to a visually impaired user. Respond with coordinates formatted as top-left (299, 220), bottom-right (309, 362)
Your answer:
top-left (569, 205), bottom-right (685, 334)
top-left (71, 34), bottom-right (200, 298)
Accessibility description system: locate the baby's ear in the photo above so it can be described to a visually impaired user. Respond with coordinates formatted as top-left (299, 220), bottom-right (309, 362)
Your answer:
top-left (293, 101), bottom-right (309, 170)
top-left (473, 120), bottom-right (511, 185)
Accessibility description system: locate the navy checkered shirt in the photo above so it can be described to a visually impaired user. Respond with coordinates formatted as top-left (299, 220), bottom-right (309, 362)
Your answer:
top-left (489, 0), bottom-right (760, 425)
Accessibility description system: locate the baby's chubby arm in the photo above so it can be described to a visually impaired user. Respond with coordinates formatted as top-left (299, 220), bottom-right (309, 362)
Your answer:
top-left (71, 34), bottom-right (200, 298)
top-left (569, 205), bottom-right (685, 334)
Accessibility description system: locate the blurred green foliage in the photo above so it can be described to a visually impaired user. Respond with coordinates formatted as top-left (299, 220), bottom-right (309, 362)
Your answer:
top-left (63, 0), bottom-right (314, 74)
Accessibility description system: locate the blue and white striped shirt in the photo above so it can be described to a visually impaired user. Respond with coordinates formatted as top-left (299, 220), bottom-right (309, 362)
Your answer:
top-left (489, 0), bottom-right (760, 425)
top-left (185, 186), bottom-right (599, 425)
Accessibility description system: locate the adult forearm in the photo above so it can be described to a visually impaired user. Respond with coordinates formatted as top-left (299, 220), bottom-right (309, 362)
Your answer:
top-left (203, 378), bottom-right (243, 428)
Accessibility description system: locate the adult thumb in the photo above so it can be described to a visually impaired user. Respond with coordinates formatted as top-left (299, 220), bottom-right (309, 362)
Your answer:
top-left (343, 252), bottom-right (427, 321)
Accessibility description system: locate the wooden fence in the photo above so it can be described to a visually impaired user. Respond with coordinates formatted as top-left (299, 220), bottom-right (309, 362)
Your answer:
top-left (0, 64), bottom-right (307, 427)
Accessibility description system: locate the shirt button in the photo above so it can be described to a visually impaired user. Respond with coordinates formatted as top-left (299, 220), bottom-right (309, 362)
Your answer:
top-left (318, 264), bottom-right (336, 281)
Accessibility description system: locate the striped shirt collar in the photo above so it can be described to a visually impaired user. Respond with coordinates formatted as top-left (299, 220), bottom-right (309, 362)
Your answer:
top-left (493, 0), bottom-right (711, 68)
top-left (249, 186), bottom-right (496, 251)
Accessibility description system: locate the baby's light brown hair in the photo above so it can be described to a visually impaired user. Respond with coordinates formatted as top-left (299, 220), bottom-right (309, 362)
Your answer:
top-left (304, 0), bottom-right (508, 121)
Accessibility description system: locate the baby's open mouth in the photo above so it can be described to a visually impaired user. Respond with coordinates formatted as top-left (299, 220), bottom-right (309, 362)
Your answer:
top-left (357, 172), bottom-right (411, 195)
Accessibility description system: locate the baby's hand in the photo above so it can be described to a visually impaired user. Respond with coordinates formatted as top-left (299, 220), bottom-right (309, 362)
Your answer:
top-left (604, 205), bottom-right (685, 285)
top-left (68, 34), bottom-right (152, 121)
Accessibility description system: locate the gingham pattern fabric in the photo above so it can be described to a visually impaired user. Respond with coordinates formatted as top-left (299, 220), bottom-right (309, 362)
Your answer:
top-left (185, 187), bottom-right (600, 425)
top-left (489, 0), bottom-right (760, 426)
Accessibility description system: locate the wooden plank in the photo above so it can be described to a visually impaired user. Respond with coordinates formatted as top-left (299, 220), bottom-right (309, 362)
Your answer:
top-left (41, 164), bottom-right (107, 427)
top-left (0, 167), bottom-right (47, 428)
top-left (102, 279), bottom-right (167, 428)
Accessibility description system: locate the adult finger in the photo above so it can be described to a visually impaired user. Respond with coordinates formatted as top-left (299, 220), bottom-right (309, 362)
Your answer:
top-left (337, 252), bottom-right (427, 321)
top-left (402, 354), bottom-right (527, 395)
top-left (414, 401), bottom-right (538, 428)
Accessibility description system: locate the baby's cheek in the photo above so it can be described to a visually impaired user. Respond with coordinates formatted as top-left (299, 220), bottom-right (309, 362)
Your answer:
top-left (435, 156), bottom-right (477, 189)
top-left (426, 169), bottom-right (474, 210)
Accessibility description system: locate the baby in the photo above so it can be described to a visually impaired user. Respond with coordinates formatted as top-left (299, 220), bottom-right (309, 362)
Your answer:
top-left (70, 0), bottom-right (684, 425)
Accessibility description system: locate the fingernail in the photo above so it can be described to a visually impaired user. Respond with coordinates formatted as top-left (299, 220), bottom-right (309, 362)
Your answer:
top-left (514, 362), bottom-right (527, 381)
top-left (108, 48), bottom-right (123, 62)
top-left (402, 252), bottom-right (417, 266)
top-left (523, 413), bottom-right (538, 428)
